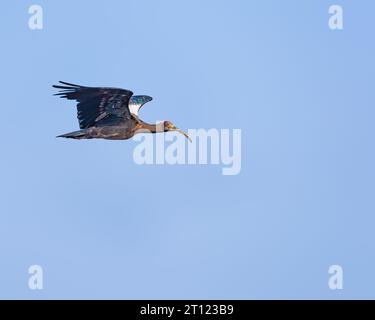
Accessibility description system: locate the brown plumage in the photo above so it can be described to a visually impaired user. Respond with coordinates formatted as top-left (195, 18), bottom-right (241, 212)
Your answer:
top-left (53, 81), bottom-right (191, 141)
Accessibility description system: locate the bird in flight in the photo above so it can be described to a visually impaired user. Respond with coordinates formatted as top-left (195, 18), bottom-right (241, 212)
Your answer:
top-left (53, 81), bottom-right (191, 141)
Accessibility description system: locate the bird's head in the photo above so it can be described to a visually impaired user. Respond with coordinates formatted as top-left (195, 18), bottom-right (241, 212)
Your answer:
top-left (163, 121), bottom-right (192, 142)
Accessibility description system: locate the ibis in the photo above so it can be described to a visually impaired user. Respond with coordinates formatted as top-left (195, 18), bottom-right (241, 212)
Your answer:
top-left (53, 81), bottom-right (191, 142)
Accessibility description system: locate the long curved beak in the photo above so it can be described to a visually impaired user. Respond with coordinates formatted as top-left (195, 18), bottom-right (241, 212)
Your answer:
top-left (176, 128), bottom-right (192, 143)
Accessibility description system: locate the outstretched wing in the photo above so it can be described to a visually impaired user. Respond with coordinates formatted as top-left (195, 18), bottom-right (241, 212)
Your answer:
top-left (129, 95), bottom-right (153, 116)
top-left (53, 81), bottom-right (134, 129)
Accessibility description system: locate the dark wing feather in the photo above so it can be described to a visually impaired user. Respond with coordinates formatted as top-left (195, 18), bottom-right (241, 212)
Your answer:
top-left (129, 95), bottom-right (153, 115)
top-left (53, 81), bottom-right (134, 129)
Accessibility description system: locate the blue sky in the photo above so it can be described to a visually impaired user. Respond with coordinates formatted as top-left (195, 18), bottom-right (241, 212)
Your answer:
top-left (0, 0), bottom-right (374, 299)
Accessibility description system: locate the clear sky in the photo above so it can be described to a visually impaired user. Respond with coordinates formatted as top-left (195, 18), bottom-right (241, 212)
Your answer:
top-left (0, 0), bottom-right (374, 299)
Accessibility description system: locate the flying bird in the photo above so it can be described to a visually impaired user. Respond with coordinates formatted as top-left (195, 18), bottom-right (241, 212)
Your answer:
top-left (53, 81), bottom-right (191, 141)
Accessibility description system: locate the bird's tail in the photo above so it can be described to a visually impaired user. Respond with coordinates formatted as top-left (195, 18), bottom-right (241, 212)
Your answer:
top-left (57, 129), bottom-right (88, 139)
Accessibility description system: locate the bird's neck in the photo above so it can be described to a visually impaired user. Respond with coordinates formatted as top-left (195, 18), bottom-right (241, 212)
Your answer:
top-left (139, 121), bottom-right (163, 133)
